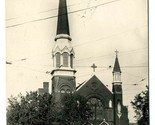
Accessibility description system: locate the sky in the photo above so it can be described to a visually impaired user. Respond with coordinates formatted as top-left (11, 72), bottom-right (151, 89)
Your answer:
top-left (6, 0), bottom-right (148, 123)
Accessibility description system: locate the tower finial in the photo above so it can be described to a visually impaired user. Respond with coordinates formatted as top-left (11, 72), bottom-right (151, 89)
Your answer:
top-left (115, 49), bottom-right (119, 57)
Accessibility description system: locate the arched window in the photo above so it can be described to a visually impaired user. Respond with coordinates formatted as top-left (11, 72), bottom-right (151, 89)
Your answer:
top-left (60, 85), bottom-right (71, 95)
top-left (114, 72), bottom-right (121, 81)
top-left (60, 89), bottom-right (65, 94)
top-left (66, 89), bottom-right (71, 94)
top-left (70, 54), bottom-right (74, 68)
top-left (87, 98), bottom-right (104, 123)
top-left (56, 52), bottom-right (60, 67)
top-left (109, 100), bottom-right (112, 108)
top-left (63, 52), bottom-right (69, 67)
top-left (117, 100), bottom-right (121, 114)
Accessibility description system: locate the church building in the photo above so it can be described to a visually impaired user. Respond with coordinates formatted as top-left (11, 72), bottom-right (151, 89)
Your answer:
top-left (39, 0), bottom-right (129, 125)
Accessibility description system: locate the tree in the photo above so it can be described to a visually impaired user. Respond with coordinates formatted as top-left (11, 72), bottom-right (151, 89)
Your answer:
top-left (7, 92), bottom-right (92, 125)
top-left (59, 93), bottom-right (92, 125)
top-left (131, 86), bottom-right (149, 125)
top-left (7, 91), bottom-right (57, 125)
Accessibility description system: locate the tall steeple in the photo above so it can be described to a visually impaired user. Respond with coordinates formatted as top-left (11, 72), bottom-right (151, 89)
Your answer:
top-left (112, 50), bottom-right (122, 94)
top-left (55, 0), bottom-right (71, 41)
top-left (51, 0), bottom-right (76, 101)
top-left (52, 0), bottom-right (75, 69)
top-left (56, 0), bottom-right (70, 36)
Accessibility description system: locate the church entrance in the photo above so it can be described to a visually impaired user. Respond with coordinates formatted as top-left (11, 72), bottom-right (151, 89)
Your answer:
top-left (87, 98), bottom-right (105, 125)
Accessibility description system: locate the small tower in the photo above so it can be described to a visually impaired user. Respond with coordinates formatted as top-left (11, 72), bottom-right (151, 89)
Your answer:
top-left (51, 0), bottom-right (76, 101)
top-left (112, 50), bottom-right (123, 125)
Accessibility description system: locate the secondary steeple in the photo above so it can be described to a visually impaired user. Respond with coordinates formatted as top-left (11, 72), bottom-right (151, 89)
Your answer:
top-left (113, 50), bottom-right (121, 82)
top-left (113, 50), bottom-right (121, 73)
top-left (112, 50), bottom-right (124, 125)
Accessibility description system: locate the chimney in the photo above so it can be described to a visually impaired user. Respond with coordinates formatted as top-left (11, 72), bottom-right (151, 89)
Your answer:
top-left (38, 88), bottom-right (44, 96)
top-left (43, 82), bottom-right (49, 93)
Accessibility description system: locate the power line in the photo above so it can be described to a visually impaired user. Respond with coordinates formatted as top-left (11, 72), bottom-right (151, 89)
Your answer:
top-left (121, 66), bottom-right (148, 68)
top-left (75, 53), bottom-right (114, 62)
top-left (75, 65), bottom-right (148, 68)
top-left (6, 24), bottom-right (147, 64)
top-left (6, 0), bottom-right (122, 28)
top-left (123, 78), bottom-right (148, 93)
top-left (6, 2), bottom-right (82, 21)
top-left (6, 45), bottom-right (146, 64)
top-left (8, 0), bottom-right (113, 21)
top-left (73, 25), bottom-right (147, 48)
top-left (75, 47), bottom-right (147, 63)
top-left (6, 59), bottom-right (148, 70)
top-left (6, 52), bottom-right (51, 64)
top-left (123, 93), bottom-right (145, 96)
top-left (10, 65), bottom-right (49, 74)
top-left (69, 24), bottom-right (146, 49)
top-left (77, 68), bottom-right (110, 78)
top-left (123, 72), bottom-right (147, 79)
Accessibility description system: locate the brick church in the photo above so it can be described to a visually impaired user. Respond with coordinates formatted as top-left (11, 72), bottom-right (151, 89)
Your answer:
top-left (39, 0), bottom-right (129, 125)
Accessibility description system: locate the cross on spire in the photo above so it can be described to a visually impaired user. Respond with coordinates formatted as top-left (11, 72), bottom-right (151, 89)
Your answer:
top-left (91, 63), bottom-right (97, 72)
top-left (115, 49), bottom-right (119, 57)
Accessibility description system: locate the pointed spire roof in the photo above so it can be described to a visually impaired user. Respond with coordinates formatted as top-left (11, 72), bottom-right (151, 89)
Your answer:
top-left (56, 0), bottom-right (70, 35)
top-left (113, 50), bottom-right (121, 73)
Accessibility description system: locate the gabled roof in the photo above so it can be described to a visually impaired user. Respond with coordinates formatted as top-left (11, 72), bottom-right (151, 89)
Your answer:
top-left (77, 75), bottom-right (112, 93)
top-left (76, 75), bottom-right (113, 104)
top-left (113, 56), bottom-right (121, 73)
top-left (56, 0), bottom-right (70, 35)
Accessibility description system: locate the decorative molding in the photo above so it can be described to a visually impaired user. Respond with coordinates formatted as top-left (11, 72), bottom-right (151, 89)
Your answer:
top-left (112, 82), bottom-right (122, 85)
top-left (51, 68), bottom-right (76, 77)
top-left (55, 34), bottom-right (72, 41)
top-left (62, 46), bottom-right (70, 53)
top-left (53, 45), bottom-right (75, 55)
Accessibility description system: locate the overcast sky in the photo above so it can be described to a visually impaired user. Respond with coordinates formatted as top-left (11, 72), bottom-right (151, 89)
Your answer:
top-left (6, 0), bottom-right (148, 123)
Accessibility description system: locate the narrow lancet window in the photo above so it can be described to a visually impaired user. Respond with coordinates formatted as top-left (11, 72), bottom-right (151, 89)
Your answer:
top-left (63, 52), bottom-right (68, 67)
top-left (70, 54), bottom-right (73, 68)
top-left (56, 52), bottom-right (61, 67)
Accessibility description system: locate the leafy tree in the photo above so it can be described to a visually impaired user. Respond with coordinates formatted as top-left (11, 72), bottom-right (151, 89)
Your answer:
top-left (60, 93), bottom-right (92, 125)
top-left (131, 86), bottom-right (149, 125)
top-left (7, 91), bottom-right (57, 125)
top-left (7, 92), bottom-right (92, 125)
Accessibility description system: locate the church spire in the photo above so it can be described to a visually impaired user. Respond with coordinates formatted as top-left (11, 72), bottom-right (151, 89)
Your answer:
top-left (56, 0), bottom-right (70, 36)
top-left (51, 0), bottom-right (76, 101)
top-left (113, 50), bottom-right (121, 73)
top-left (112, 50), bottom-right (121, 82)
